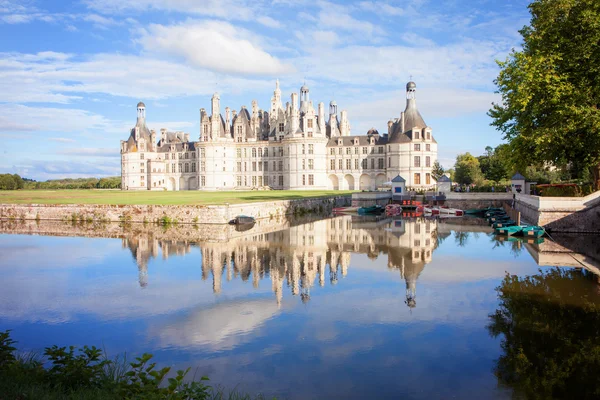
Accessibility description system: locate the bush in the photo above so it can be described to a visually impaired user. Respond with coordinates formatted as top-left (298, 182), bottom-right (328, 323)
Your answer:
top-left (538, 184), bottom-right (582, 197)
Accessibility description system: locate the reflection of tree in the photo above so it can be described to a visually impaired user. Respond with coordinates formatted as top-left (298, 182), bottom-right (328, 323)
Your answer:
top-left (454, 231), bottom-right (470, 247)
top-left (488, 268), bottom-right (600, 399)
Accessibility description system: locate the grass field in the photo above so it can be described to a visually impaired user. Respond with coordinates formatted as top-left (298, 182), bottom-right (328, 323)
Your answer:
top-left (0, 189), bottom-right (354, 205)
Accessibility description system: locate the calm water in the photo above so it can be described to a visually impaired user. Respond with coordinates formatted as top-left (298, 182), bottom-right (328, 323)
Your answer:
top-left (1, 216), bottom-right (599, 399)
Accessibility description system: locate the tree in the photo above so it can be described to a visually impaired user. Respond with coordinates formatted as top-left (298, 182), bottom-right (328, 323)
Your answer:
top-left (488, 268), bottom-right (600, 399)
top-left (488, 0), bottom-right (600, 189)
top-left (431, 160), bottom-right (445, 182)
top-left (478, 146), bottom-right (510, 183)
top-left (454, 153), bottom-right (484, 185)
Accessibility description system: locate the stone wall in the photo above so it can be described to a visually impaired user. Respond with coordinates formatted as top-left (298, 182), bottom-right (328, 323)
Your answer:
top-left (351, 192), bottom-right (392, 207)
top-left (443, 192), bottom-right (512, 210)
top-left (515, 191), bottom-right (600, 233)
top-left (0, 195), bottom-right (351, 225)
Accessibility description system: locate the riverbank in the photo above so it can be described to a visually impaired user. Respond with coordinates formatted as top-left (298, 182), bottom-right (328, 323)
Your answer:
top-left (0, 194), bottom-right (351, 225)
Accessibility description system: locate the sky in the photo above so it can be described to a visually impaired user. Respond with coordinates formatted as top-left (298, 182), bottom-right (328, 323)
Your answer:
top-left (0, 0), bottom-right (531, 181)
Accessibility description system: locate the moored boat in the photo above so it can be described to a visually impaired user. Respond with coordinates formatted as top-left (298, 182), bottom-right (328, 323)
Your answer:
top-left (495, 225), bottom-right (524, 236)
top-left (229, 215), bottom-right (256, 225)
top-left (520, 226), bottom-right (546, 238)
top-left (333, 206), bottom-right (359, 213)
top-left (358, 205), bottom-right (384, 215)
top-left (492, 220), bottom-right (516, 229)
top-left (385, 204), bottom-right (403, 216)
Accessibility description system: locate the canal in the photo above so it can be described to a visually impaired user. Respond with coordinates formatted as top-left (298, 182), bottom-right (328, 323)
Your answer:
top-left (0, 215), bottom-right (599, 399)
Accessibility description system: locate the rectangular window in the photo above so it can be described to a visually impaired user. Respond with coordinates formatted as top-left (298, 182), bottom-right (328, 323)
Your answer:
top-left (371, 158), bottom-right (375, 169)
top-left (308, 144), bottom-right (314, 154)
top-left (426, 173), bottom-right (431, 185)
top-left (259, 162), bottom-right (262, 172)
top-left (171, 163), bottom-right (175, 173)
top-left (362, 159), bottom-right (367, 169)
top-left (278, 160), bottom-right (283, 171)
top-left (191, 163), bottom-right (196, 172)
top-left (414, 173), bottom-right (421, 184)
top-left (426, 156), bottom-right (431, 167)
top-left (201, 148), bottom-right (205, 157)
top-left (362, 147), bottom-right (367, 154)
top-left (308, 159), bottom-right (314, 170)
top-left (302, 175), bottom-right (306, 185)
top-left (309, 174), bottom-right (314, 185)
top-left (252, 162), bottom-right (257, 172)
top-left (279, 123), bottom-right (284, 132)
top-left (252, 148), bottom-right (257, 157)
top-left (185, 163), bottom-right (189, 173)
top-left (178, 153), bottom-right (182, 159)
top-left (201, 176), bottom-right (206, 186)
top-left (237, 148), bottom-right (241, 158)
top-left (244, 162), bottom-right (247, 172)
top-left (279, 147), bottom-right (283, 156)
top-left (338, 147), bottom-right (342, 155)
top-left (258, 148), bottom-right (262, 157)
top-left (259, 176), bottom-right (263, 186)
top-left (252, 176), bottom-right (257, 186)
top-left (331, 159), bottom-right (335, 170)
top-left (237, 176), bottom-right (242, 186)
top-left (378, 146), bottom-right (384, 154)
top-left (140, 153), bottom-right (144, 159)
top-left (415, 131), bottom-right (420, 140)
top-left (414, 144), bottom-right (421, 151)
top-left (264, 161), bottom-right (269, 171)
top-left (426, 144), bottom-right (431, 152)
top-left (354, 159), bottom-right (358, 169)
top-left (185, 153), bottom-right (189, 159)
top-left (192, 152), bottom-right (196, 158)
top-left (427, 132), bottom-right (431, 140)
top-left (307, 119), bottom-right (313, 128)
top-left (378, 158), bottom-right (384, 169)
top-left (141, 177), bottom-right (145, 185)
top-left (273, 161), bottom-right (276, 171)
top-left (264, 148), bottom-right (269, 157)
top-left (388, 157), bottom-right (391, 167)
top-left (346, 159), bottom-right (351, 169)
top-left (354, 147), bottom-right (359, 154)
top-left (346, 147), bottom-right (351, 155)
top-left (178, 163), bottom-right (182, 173)
top-left (302, 159), bottom-right (305, 170)
top-left (236, 162), bottom-right (241, 172)
top-left (330, 148), bottom-right (335, 155)
top-left (279, 175), bottom-right (283, 186)
top-left (302, 144), bottom-right (305, 154)
top-left (414, 156), bottom-right (421, 167)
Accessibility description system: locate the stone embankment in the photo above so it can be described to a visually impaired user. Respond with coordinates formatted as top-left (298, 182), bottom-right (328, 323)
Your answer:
top-left (443, 192), bottom-right (512, 210)
top-left (515, 191), bottom-right (600, 233)
top-left (0, 195), bottom-right (351, 225)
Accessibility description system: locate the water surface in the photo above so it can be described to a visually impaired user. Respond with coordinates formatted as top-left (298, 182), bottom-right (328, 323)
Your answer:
top-left (1, 216), bottom-right (599, 399)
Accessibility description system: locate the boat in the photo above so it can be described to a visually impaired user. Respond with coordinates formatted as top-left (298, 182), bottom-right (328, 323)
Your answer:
top-left (229, 215), bottom-right (256, 225)
top-left (465, 208), bottom-right (486, 215)
top-left (385, 204), bottom-right (403, 217)
top-left (438, 207), bottom-right (465, 216)
top-left (487, 215), bottom-right (509, 223)
top-left (357, 205), bottom-right (384, 215)
top-left (421, 206), bottom-right (440, 215)
top-left (520, 226), bottom-right (546, 238)
top-left (492, 220), bottom-right (516, 229)
top-left (495, 225), bottom-right (523, 236)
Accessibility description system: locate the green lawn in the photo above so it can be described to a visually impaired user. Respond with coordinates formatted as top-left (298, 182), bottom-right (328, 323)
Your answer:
top-left (0, 190), bottom-right (354, 205)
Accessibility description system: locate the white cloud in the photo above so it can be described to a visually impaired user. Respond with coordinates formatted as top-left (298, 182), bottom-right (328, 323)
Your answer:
top-left (358, 1), bottom-right (405, 16)
top-left (48, 137), bottom-right (76, 143)
top-left (136, 21), bottom-right (293, 76)
top-left (257, 16), bottom-right (281, 29)
top-left (57, 148), bottom-right (117, 157)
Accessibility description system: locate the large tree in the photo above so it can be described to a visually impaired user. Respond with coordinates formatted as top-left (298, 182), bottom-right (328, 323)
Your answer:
top-left (488, 0), bottom-right (600, 189)
top-left (454, 152), bottom-right (484, 185)
top-left (431, 160), bottom-right (445, 182)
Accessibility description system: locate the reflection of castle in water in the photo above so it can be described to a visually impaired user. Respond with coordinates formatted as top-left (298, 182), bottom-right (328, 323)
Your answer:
top-left (124, 215), bottom-right (438, 307)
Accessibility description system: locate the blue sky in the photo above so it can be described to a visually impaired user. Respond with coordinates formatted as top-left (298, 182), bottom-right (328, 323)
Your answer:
top-left (0, 0), bottom-right (531, 180)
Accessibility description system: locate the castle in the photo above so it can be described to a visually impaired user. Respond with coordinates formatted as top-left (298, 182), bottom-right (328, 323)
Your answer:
top-left (120, 80), bottom-right (438, 191)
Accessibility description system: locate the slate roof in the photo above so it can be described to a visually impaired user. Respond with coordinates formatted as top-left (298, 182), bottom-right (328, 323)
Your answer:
top-left (437, 175), bottom-right (452, 182)
top-left (391, 175), bottom-right (406, 183)
top-left (326, 133), bottom-right (388, 147)
top-left (511, 172), bottom-right (526, 180)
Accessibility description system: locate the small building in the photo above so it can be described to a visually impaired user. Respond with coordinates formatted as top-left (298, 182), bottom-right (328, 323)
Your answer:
top-left (511, 172), bottom-right (526, 194)
top-left (391, 175), bottom-right (406, 194)
top-left (436, 175), bottom-right (452, 194)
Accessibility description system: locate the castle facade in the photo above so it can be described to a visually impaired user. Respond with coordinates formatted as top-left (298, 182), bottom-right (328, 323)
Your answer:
top-left (120, 80), bottom-right (438, 191)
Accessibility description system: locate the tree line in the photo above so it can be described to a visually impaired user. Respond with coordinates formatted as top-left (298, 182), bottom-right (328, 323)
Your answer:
top-left (0, 174), bottom-right (121, 190)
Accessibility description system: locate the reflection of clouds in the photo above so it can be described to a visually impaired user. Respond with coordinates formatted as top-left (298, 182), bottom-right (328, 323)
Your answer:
top-left (149, 299), bottom-right (279, 351)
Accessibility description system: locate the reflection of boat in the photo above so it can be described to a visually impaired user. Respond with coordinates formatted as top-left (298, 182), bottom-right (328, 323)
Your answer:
top-left (333, 207), bottom-right (359, 213)
top-left (358, 205), bottom-right (384, 215)
top-left (438, 207), bottom-right (464, 216)
top-left (229, 215), bottom-right (256, 225)
top-left (235, 221), bottom-right (256, 232)
top-left (495, 225), bottom-right (524, 236)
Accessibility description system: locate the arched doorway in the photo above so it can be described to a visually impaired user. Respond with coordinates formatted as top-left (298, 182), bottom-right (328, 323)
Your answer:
top-left (179, 177), bottom-right (187, 190)
top-left (188, 177), bottom-right (197, 190)
top-left (344, 174), bottom-right (355, 190)
top-left (328, 175), bottom-right (339, 190)
top-left (167, 177), bottom-right (176, 191)
top-left (359, 174), bottom-right (372, 191)
top-left (375, 173), bottom-right (386, 188)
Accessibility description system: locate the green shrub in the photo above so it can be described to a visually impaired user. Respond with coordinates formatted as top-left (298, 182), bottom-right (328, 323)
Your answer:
top-left (539, 185), bottom-right (582, 197)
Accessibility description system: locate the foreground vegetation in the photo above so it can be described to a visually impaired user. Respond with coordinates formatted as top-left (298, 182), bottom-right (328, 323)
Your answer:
top-left (0, 331), bottom-right (272, 400)
top-left (0, 189), bottom-right (353, 205)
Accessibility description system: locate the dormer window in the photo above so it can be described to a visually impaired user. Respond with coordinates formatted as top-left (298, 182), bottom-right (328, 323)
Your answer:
top-left (415, 131), bottom-right (420, 140)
